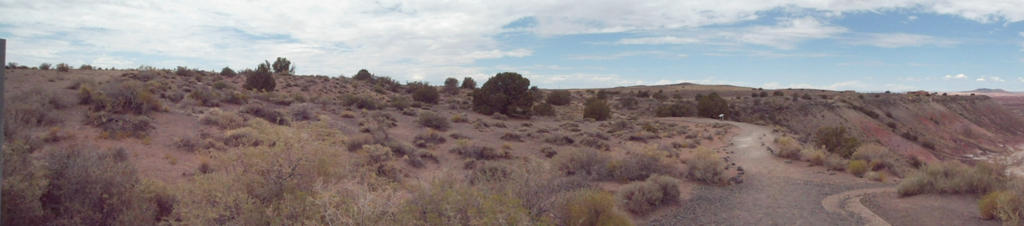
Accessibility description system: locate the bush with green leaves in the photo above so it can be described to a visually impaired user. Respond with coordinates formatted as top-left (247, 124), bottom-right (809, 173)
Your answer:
top-left (93, 80), bottom-right (164, 115)
top-left (687, 149), bottom-right (726, 184)
top-left (342, 94), bottom-right (380, 110)
top-left (243, 61), bottom-right (276, 91)
top-left (417, 112), bottom-right (450, 131)
top-left (220, 67), bottom-right (236, 76)
top-left (654, 102), bottom-right (693, 117)
top-left (56, 63), bottom-right (71, 72)
top-left (533, 103), bottom-right (555, 116)
top-left (443, 77), bottom-right (459, 94)
top-left (461, 77), bottom-right (476, 89)
top-left (559, 189), bottom-right (632, 226)
top-left (39, 63), bottom-right (51, 70)
top-left (696, 92), bottom-right (729, 118)
top-left (472, 72), bottom-right (535, 117)
top-left (547, 90), bottom-right (572, 106)
top-left (412, 84), bottom-right (439, 104)
top-left (897, 161), bottom-right (1005, 196)
top-left (815, 126), bottom-right (860, 158)
top-left (271, 57), bottom-right (294, 74)
top-left (583, 98), bottom-right (611, 121)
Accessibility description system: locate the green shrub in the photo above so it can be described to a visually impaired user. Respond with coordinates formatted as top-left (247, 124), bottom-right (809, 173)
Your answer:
top-left (241, 104), bottom-right (289, 126)
top-left (39, 63), bottom-right (51, 70)
top-left (533, 103), bottom-right (555, 116)
top-left (220, 67), bottom-right (236, 76)
top-left (825, 154), bottom-right (847, 171)
top-left (583, 98), bottom-right (611, 121)
top-left (413, 131), bottom-right (447, 148)
top-left (654, 103), bottom-right (693, 117)
top-left (611, 153), bottom-right (667, 182)
top-left (2, 141), bottom-right (48, 225)
top-left (288, 103), bottom-right (317, 121)
top-left (175, 66), bottom-right (195, 76)
top-left (56, 63), bottom-right (71, 72)
top-left (189, 87), bottom-right (222, 107)
top-left (4, 91), bottom-right (66, 138)
top-left (547, 90), bottom-right (572, 106)
top-left (994, 185), bottom-right (1024, 225)
top-left (353, 69), bottom-right (374, 81)
top-left (461, 77), bottom-right (476, 89)
top-left (815, 126), bottom-right (860, 158)
top-left (472, 72), bottom-right (535, 117)
top-left (243, 61), bottom-right (276, 91)
top-left (418, 112), bottom-right (450, 131)
top-left (271, 57), bottom-right (294, 74)
top-left (618, 96), bottom-right (639, 110)
top-left (443, 77), bottom-right (459, 94)
top-left (847, 160), bottom-right (868, 177)
top-left (561, 189), bottom-right (633, 226)
top-left (687, 149), bottom-right (726, 184)
top-left (695, 92), bottom-right (728, 118)
top-left (980, 191), bottom-right (1003, 220)
top-left (412, 85), bottom-right (439, 104)
top-left (341, 94), bottom-right (380, 110)
top-left (556, 149), bottom-right (611, 179)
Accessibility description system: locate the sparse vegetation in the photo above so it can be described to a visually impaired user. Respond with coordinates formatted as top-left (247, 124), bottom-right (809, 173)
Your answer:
top-left (220, 67), bottom-right (236, 76)
top-left (696, 92), bottom-right (728, 118)
top-left (547, 90), bottom-right (572, 106)
top-left (461, 77), bottom-right (477, 89)
top-left (655, 102), bottom-right (693, 117)
top-left (847, 160), bottom-right (868, 177)
top-left (773, 136), bottom-right (801, 159)
top-left (533, 103), bottom-right (556, 116)
top-left (583, 97), bottom-right (611, 121)
top-left (443, 77), bottom-right (459, 94)
top-left (561, 189), bottom-right (633, 226)
top-left (897, 161), bottom-right (1005, 196)
top-left (241, 104), bottom-right (289, 125)
top-left (271, 57), bottom-right (294, 74)
top-left (56, 63), bottom-right (71, 72)
top-left (617, 175), bottom-right (680, 215)
top-left (412, 84), bottom-right (439, 104)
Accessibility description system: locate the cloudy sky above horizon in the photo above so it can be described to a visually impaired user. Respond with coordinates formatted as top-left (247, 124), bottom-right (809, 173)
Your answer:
top-left (2, 0), bottom-right (1024, 92)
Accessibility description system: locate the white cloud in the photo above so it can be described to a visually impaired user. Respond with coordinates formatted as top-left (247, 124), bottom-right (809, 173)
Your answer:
top-left (568, 51), bottom-right (683, 60)
top-left (1018, 77), bottom-right (1024, 83)
top-left (977, 77), bottom-right (987, 81)
top-left (617, 36), bottom-right (699, 45)
top-left (847, 33), bottom-right (958, 48)
top-left (731, 17), bottom-right (848, 49)
top-left (975, 76), bottom-right (1006, 82)
top-left (990, 76), bottom-right (1005, 82)
top-left (945, 73), bottom-right (969, 79)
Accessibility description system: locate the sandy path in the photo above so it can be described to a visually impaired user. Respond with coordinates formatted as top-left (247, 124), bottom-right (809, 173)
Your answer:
top-left (648, 118), bottom-right (885, 226)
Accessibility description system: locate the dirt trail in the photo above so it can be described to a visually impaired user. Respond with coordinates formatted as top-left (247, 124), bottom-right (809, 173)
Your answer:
top-left (649, 118), bottom-right (887, 226)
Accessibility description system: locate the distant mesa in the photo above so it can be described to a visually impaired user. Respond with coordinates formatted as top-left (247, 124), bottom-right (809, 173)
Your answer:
top-left (966, 88), bottom-right (1009, 93)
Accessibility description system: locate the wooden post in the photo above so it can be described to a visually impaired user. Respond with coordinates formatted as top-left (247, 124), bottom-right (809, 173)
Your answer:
top-left (1, 38), bottom-right (6, 223)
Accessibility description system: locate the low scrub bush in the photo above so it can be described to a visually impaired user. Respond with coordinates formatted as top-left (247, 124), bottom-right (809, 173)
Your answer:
top-left (450, 144), bottom-right (510, 160)
top-left (220, 67), bottom-right (236, 76)
top-left (800, 148), bottom-right (826, 166)
top-left (773, 136), bottom-right (801, 159)
top-left (411, 85), bottom-right (439, 104)
top-left (413, 131), bottom-right (447, 148)
top-left (583, 98), bottom-right (611, 121)
top-left (695, 92), bottom-right (728, 118)
top-left (556, 149), bottom-right (611, 179)
top-left (617, 175), bottom-right (680, 215)
top-left (460, 77), bottom-right (476, 89)
top-left (472, 72), bottom-right (535, 117)
top-left (897, 162), bottom-right (1005, 196)
top-left (686, 149), bottom-right (726, 184)
top-left (443, 77), bottom-right (459, 94)
top-left (468, 161), bottom-right (515, 185)
top-left (56, 63), bottom-right (71, 72)
top-left (399, 181), bottom-right (530, 225)
top-left (243, 61), bottom-right (276, 91)
top-left (4, 91), bottom-right (66, 138)
top-left (199, 108), bottom-right (246, 130)
top-left (611, 153), bottom-right (668, 182)
top-left (815, 126), bottom-right (860, 158)
top-left (547, 90), bottom-right (572, 106)
top-left (978, 182), bottom-right (1024, 224)
top-left (533, 103), bottom-right (555, 116)
top-left (654, 103), bottom-right (694, 117)
top-left (560, 189), bottom-right (632, 226)
top-left (288, 103), bottom-right (317, 121)
top-left (341, 94), bottom-right (380, 110)
top-left (847, 160), bottom-right (868, 177)
top-left (84, 112), bottom-right (154, 139)
top-left (93, 81), bottom-right (164, 115)
top-left (824, 154), bottom-right (848, 171)
top-left (241, 104), bottom-right (289, 126)
top-left (189, 87), bottom-right (222, 107)
top-left (417, 112), bottom-right (450, 131)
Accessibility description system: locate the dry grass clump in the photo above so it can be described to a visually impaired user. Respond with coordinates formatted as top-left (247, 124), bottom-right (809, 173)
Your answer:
top-left (84, 112), bottom-right (154, 139)
top-left (611, 152), bottom-right (670, 182)
top-left (686, 149), bottom-right (727, 184)
top-left (241, 104), bottom-right (289, 126)
top-left (773, 136), bottom-right (801, 159)
top-left (468, 161), bottom-right (515, 185)
top-left (90, 80), bottom-right (164, 115)
top-left (398, 180), bottom-right (530, 225)
top-left (450, 143), bottom-right (510, 160)
top-left (897, 161), bottom-right (1005, 196)
top-left (413, 131), bottom-right (447, 148)
top-left (223, 127), bottom-right (261, 147)
top-left (556, 149), bottom-right (612, 179)
top-left (800, 147), bottom-right (826, 166)
top-left (200, 108), bottom-right (246, 130)
top-left (417, 112), bottom-right (450, 131)
top-left (341, 94), bottom-right (381, 110)
top-left (824, 154), bottom-right (848, 171)
top-left (4, 89), bottom-right (68, 138)
top-left (847, 160), bottom-right (868, 177)
top-left (558, 189), bottom-right (634, 226)
top-left (188, 87), bottom-right (222, 107)
top-left (978, 181), bottom-right (1024, 224)
top-left (851, 143), bottom-right (909, 176)
top-left (288, 103), bottom-right (318, 121)
top-left (617, 175), bottom-right (680, 215)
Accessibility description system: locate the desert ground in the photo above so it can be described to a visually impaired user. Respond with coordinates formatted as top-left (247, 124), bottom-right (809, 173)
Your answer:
top-left (3, 65), bottom-right (1023, 225)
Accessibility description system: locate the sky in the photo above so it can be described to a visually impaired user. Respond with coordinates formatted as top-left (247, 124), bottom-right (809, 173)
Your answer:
top-left (2, 0), bottom-right (1024, 92)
